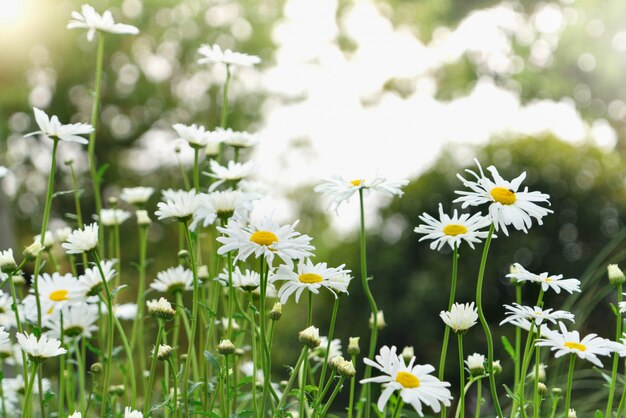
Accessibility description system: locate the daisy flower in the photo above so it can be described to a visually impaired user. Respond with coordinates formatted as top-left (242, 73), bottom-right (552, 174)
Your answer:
top-left (67, 4), bottom-right (139, 42)
top-left (217, 217), bottom-right (314, 268)
top-left (217, 266), bottom-right (261, 291)
top-left (62, 223), bottom-right (99, 254)
top-left (0, 327), bottom-right (9, 351)
top-left (73, 259), bottom-right (117, 298)
top-left (506, 317), bottom-right (554, 337)
top-left (314, 175), bottom-right (409, 211)
top-left (500, 303), bottom-right (575, 326)
top-left (0, 166), bottom-right (7, 178)
top-left (465, 353), bottom-right (485, 375)
top-left (34, 231), bottom-right (56, 249)
top-left (0, 291), bottom-right (16, 329)
top-left (150, 265), bottom-right (193, 293)
top-left (120, 187), bottom-right (154, 206)
top-left (17, 332), bottom-right (67, 362)
top-left (100, 208), bottom-right (131, 226)
top-left (272, 259), bottom-right (351, 303)
top-left (414, 203), bottom-right (492, 251)
top-left (24, 108), bottom-right (93, 144)
top-left (440, 302), bottom-right (478, 333)
top-left (55, 227), bottom-right (73, 244)
top-left (112, 303), bottom-right (138, 321)
top-left (217, 128), bottom-right (259, 148)
top-left (155, 189), bottom-right (202, 222)
top-left (454, 159), bottom-right (552, 235)
top-left (45, 302), bottom-right (99, 339)
top-left (536, 322), bottom-right (614, 367)
top-left (360, 345), bottom-right (452, 416)
top-left (172, 123), bottom-right (210, 148)
top-left (123, 407), bottom-right (144, 418)
top-left (197, 44), bottom-right (261, 67)
top-left (35, 272), bottom-right (82, 315)
top-left (506, 263), bottom-right (581, 294)
top-left (0, 249), bottom-right (16, 273)
top-left (205, 160), bottom-right (255, 191)
top-left (193, 189), bottom-right (254, 229)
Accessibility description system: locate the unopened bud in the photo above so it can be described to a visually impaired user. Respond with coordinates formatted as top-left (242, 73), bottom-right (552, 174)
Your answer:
top-left (568, 408), bottom-right (577, 418)
top-left (178, 250), bottom-right (189, 261)
top-left (0, 249), bottom-right (16, 273)
top-left (299, 326), bottom-right (321, 348)
top-left (465, 353), bottom-right (485, 376)
top-left (269, 303), bottom-right (282, 321)
top-left (24, 241), bottom-right (44, 259)
top-left (108, 384), bottom-right (125, 396)
top-left (401, 346), bottom-right (414, 363)
top-left (347, 337), bottom-right (360, 355)
top-left (369, 311), bottom-right (386, 330)
top-left (197, 265), bottom-right (209, 282)
top-left (608, 264), bottom-right (626, 286)
top-left (337, 359), bottom-right (356, 378)
top-left (156, 344), bottom-right (174, 361)
top-left (136, 210), bottom-right (152, 226)
top-left (491, 360), bottom-right (502, 374)
top-left (538, 382), bottom-right (547, 395)
top-left (217, 339), bottom-right (235, 355)
top-left (91, 362), bottom-right (103, 373)
top-left (329, 355), bottom-right (345, 371)
top-left (108, 197), bottom-right (118, 208)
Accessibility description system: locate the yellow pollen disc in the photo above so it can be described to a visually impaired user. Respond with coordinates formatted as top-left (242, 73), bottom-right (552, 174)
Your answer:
top-left (350, 179), bottom-right (362, 187)
top-left (396, 371), bottom-right (420, 388)
top-left (299, 273), bottom-right (324, 284)
top-left (443, 224), bottom-right (468, 236)
top-left (49, 289), bottom-right (69, 302)
top-left (250, 230), bottom-right (278, 246)
top-left (545, 277), bottom-right (554, 282)
top-left (490, 187), bottom-right (516, 205)
top-left (564, 341), bottom-right (586, 351)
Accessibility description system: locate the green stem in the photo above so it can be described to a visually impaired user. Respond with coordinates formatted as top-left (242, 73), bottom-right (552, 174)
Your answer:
top-left (22, 361), bottom-right (38, 418)
top-left (58, 312), bottom-right (65, 418)
top-left (458, 334), bottom-right (465, 418)
top-left (130, 225), bottom-right (148, 399)
top-left (88, 33), bottom-right (105, 248)
top-left (474, 380), bottom-right (482, 418)
top-left (615, 357), bottom-right (626, 416)
top-left (391, 399), bottom-right (404, 418)
top-left (316, 297), bottom-right (341, 407)
top-left (319, 376), bottom-right (347, 417)
top-left (75, 339), bottom-right (87, 413)
top-left (144, 320), bottom-right (165, 416)
top-left (474, 225), bottom-right (503, 417)
top-left (248, 292), bottom-right (259, 415)
top-left (606, 284), bottom-right (623, 417)
top-left (224, 354), bottom-right (231, 417)
top-left (227, 252), bottom-right (234, 339)
top-left (277, 347), bottom-right (307, 411)
top-left (514, 284), bottom-right (522, 390)
top-left (220, 64), bottom-right (231, 129)
top-left (181, 220), bottom-right (199, 417)
top-left (114, 313), bottom-right (137, 408)
top-left (7, 268), bottom-right (29, 384)
top-left (533, 346), bottom-right (540, 418)
top-left (348, 355), bottom-right (357, 418)
top-left (439, 244), bottom-right (459, 418)
top-left (193, 147), bottom-right (200, 192)
top-left (168, 357), bottom-right (179, 418)
top-left (564, 355), bottom-right (576, 415)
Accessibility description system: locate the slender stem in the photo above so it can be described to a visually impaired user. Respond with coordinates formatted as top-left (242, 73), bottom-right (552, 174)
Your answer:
top-left (391, 399), bottom-right (404, 418)
top-left (319, 376), bottom-right (347, 417)
top-left (607, 285), bottom-right (623, 417)
top-left (564, 355), bottom-right (576, 415)
top-left (299, 292), bottom-right (314, 418)
top-left (58, 312), bottom-right (65, 418)
top-left (227, 252), bottom-right (234, 339)
top-left (458, 334), bottom-right (465, 418)
top-left (75, 339), bottom-right (86, 413)
top-left (7, 269), bottom-right (29, 383)
top-left (514, 284), bottom-right (522, 390)
top-left (193, 147), bottom-right (200, 192)
top-left (131, 225), bottom-right (148, 398)
top-left (615, 357), bottom-right (626, 416)
top-left (220, 64), bottom-right (231, 129)
top-left (22, 361), bottom-right (38, 417)
top-left (317, 298), bottom-right (341, 406)
top-left (113, 313), bottom-right (137, 408)
top-left (168, 357), bottom-right (179, 418)
top-left (474, 225), bottom-right (503, 417)
top-left (248, 291), bottom-right (259, 415)
top-left (474, 380), bottom-right (482, 418)
top-left (37, 366), bottom-right (45, 418)
top-left (439, 245), bottom-right (458, 417)
top-left (348, 355), bottom-right (357, 418)
top-left (144, 320), bottom-right (165, 416)
top-left (113, 223), bottom-right (121, 293)
top-left (181, 220), bottom-right (199, 417)
top-left (277, 347), bottom-right (307, 411)
top-left (224, 354), bottom-right (231, 417)
top-left (533, 345), bottom-right (541, 418)
top-left (88, 33), bottom-right (105, 248)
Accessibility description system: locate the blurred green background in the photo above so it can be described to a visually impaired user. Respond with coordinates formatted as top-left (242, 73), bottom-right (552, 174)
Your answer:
top-left (2, 0), bottom-right (626, 415)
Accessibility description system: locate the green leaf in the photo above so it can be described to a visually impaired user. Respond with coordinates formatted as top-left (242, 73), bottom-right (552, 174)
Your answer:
top-left (204, 351), bottom-right (221, 373)
top-left (110, 284), bottom-right (128, 299)
top-left (52, 189), bottom-right (80, 199)
top-left (187, 381), bottom-right (204, 396)
top-left (85, 340), bottom-right (104, 357)
top-left (230, 411), bottom-right (257, 418)
top-left (501, 335), bottom-right (516, 360)
top-left (96, 163), bottom-right (110, 182)
top-left (594, 411), bottom-right (604, 418)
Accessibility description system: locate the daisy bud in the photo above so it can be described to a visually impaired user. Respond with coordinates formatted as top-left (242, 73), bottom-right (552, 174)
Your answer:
top-left (0, 249), bottom-right (16, 273)
top-left (34, 232), bottom-right (55, 249)
top-left (136, 210), bottom-right (152, 226)
top-left (299, 326), bottom-right (321, 348)
top-left (538, 382), bottom-right (547, 395)
top-left (64, 158), bottom-right (74, 166)
top-left (269, 303), bottom-right (282, 321)
top-left (178, 250), bottom-right (190, 261)
top-left (108, 384), bottom-right (125, 396)
top-left (527, 363), bottom-right (546, 382)
top-left (91, 362), bottom-right (103, 373)
top-left (401, 346), bottom-right (414, 363)
top-left (156, 344), bottom-right (174, 361)
top-left (24, 241), bottom-right (44, 259)
top-left (347, 337), bottom-right (360, 355)
top-left (147, 297), bottom-right (176, 321)
top-left (551, 387), bottom-right (562, 396)
top-left (608, 264), bottom-right (626, 286)
top-left (234, 348), bottom-right (245, 356)
top-left (329, 355), bottom-right (345, 371)
top-left (55, 227), bottom-right (72, 244)
top-left (124, 407), bottom-right (144, 418)
top-left (175, 146), bottom-right (182, 153)
top-left (68, 411), bottom-right (82, 418)
top-left (217, 339), bottom-right (235, 355)
top-left (12, 274), bottom-right (26, 285)
top-left (369, 311), bottom-right (386, 330)
top-left (465, 353), bottom-right (485, 376)
top-left (568, 409), bottom-right (577, 418)
top-left (180, 354), bottom-right (188, 362)
top-left (108, 197), bottom-right (119, 207)
top-left (491, 360), bottom-right (502, 374)
top-left (198, 265), bottom-right (209, 282)
top-left (337, 359), bottom-right (356, 378)
top-left (205, 141), bottom-right (220, 157)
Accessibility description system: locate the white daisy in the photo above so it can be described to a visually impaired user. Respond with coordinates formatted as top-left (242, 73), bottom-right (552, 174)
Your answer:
top-left (206, 160), bottom-right (255, 192)
top-left (155, 189), bottom-right (202, 222)
top-left (536, 322), bottom-right (613, 367)
top-left (35, 272), bottom-right (82, 315)
top-left (34, 231), bottom-right (56, 249)
top-left (360, 345), bottom-right (452, 416)
top-left (216, 217), bottom-right (314, 268)
top-left (112, 303), bottom-right (138, 321)
top-left (100, 209), bottom-right (131, 226)
top-left (120, 187), bottom-right (154, 206)
top-left (272, 259), bottom-right (351, 303)
top-left (217, 266), bottom-right (261, 291)
top-left (506, 263), bottom-right (581, 294)
top-left (454, 159), bottom-right (552, 235)
top-left (62, 222), bottom-right (99, 254)
top-left (217, 128), bottom-right (259, 148)
top-left (146, 297), bottom-right (176, 320)
top-left (0, 291), bottom-right (16, 329)
top-left (45, 302), bottom-right (99, 339)
top-left (73, 259), bottom-right (117, 298)
top-left (439, 302), bottom-right (478, 333)
top-left (465, 353), bottom-right (485, 375)
top-left (314, 175), bottom-right (409, 211)
top-left (16, 332), bottom-right (67, 362)
top-left (197, 44), bottom-right (261, 67)
top-left (24, 108), bottom-right (94, 144)
top-left (54, 227), bottom-right (73, 244)
top-left (172, 123), bottom-right (210, 148)
top-left (500, 303), bottom-right (575, 326)
top-left (0, 166), bottom-right (7, 178)
top-left (192, 189), bottom-right (254, 229)
top-left (150, 265), bottom-right (193, 293)
top-left (4, 374), bottom-right (51, 395)
top-left (414, 203), bottom-right (493, 251)
top-left (123, 407), bottom-right (143, 418)
top-left (67, 4), bottom-right (139, 42)
top-left (506, 317), bottom-right (556, 337)
top-left (325, 271), bottom-right (354, 295)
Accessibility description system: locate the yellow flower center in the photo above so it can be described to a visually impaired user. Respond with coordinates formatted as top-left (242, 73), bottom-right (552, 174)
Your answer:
top-left (564, 341), bottom-right (586, 351)
top-left (250, 230), bottom-right (278, 246)
top-left (490, 187), bottom-right (516, 205)
top-left (396, 371), bottom-right (420, 388)
top-left (49, 289), bottom-right (69, 302)
top-left (545, 277), bottom-right (554, 282)
top-left (350, 179), bottom-right (362, 187)
top-left (443, 224), bottom-right (468, 236)
top-left (299, 273), bottom-right (324, 284)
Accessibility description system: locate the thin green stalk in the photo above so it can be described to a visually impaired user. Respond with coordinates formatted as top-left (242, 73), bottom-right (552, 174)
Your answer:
top-left (7, 267), bottom-right (29, 382)
top-left (113, 313), bottom-right (137, 408)
top-left (458, 334), bottom-right (465, 418)
top-left (474, 225), bottom-right (503, 417)
top-left (606, 285), bottom-right (623, 417)
top-left (181, 220), bottom-right (199, 417)
top-left (514, 284), bottom-right (522, 390)
top-left (319, 376), bottom-right (347, 417)
top-left (390, 399), bottom-right (404, 418)
top-left (113, 223), bottom-right (121, 292)
top-left (224, 354), bottom-right (231, 417)
top-left (316, 297), bottom-right (341, 407)
top-left (37, 367), bottom-right (45, 418)
top-left (277, 347), bottom-right (307, 411)
top-left (474, 380), bottom-right (482, 418)
top-left (318, 371), bottom-right (337, 404)
top-left (227, 252), bottom-right (234, 339)
top-left (168, 357), bottom-right (179, 418)
top-left (193, 146), bottom-right (200, 192)
top-left (616, 357), bottom-right (626, 416)
top-left (220, 64), bottom-right (232, 128)
top-left (259, 254), bottom-right (276, 413)
top-left (144, 320), bottom-right (165, 416)
top-left (75, 339), bottom-right (87, 413)
top-left (564, 355), bottom-right (576, 415)
top-left (356, 188), bottom-right (379, 418)
top-left (300, 292), bottom-right (314, 418)
top-left (348, 355), bottom-right (357, 418)
top-left (88, 33), bottom-right (105, 248)
top-left (58, 312), bottom-right (65, 418)
top-left (439, 245), bottom-right (459, 418)
top-left (248, 292), bottom-right (259, 415)
top-left (22, 361), bottom-right (38, 418)
top-left (532, 346), bottom-right (540, 418)
top-left (130, 225), bottom-right (148, 399)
